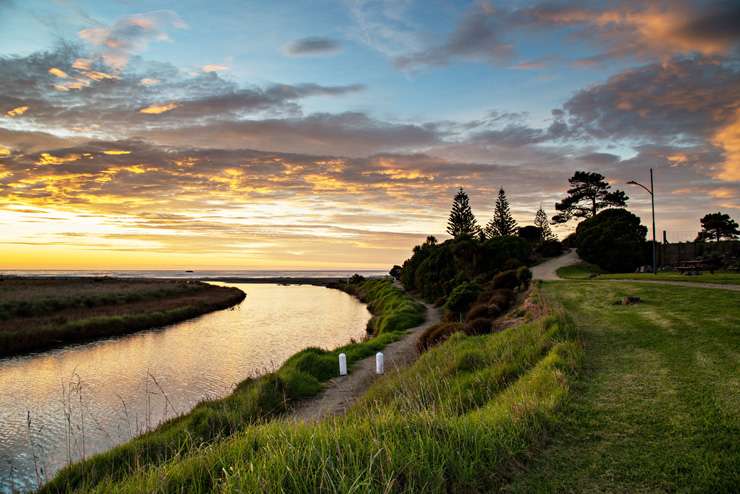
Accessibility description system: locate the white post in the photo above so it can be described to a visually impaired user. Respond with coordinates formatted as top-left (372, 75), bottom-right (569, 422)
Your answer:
top-left (338, 353), bottom-right (347, 376)
top-left (375, 352), bottom-right (384, 375)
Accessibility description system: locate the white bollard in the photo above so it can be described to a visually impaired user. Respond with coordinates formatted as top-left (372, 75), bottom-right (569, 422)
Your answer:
top-left (376, 352), bottom-right (384, 375)
top-left (338, 353), bottom-right (347, 376)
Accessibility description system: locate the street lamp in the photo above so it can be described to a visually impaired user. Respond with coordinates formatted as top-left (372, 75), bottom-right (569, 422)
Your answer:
top-left (627, 168), bottom-right (656, 274)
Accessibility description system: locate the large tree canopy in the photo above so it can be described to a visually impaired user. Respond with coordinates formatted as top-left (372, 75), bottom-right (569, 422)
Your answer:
top-left (446, 188), bottom-right (480, 238)
top-left (696, 212), bottom-right (740, 242)
top-left (553, 171), bottom-right (628, 224)
top-left (576, 208), bottom-right (647, 272)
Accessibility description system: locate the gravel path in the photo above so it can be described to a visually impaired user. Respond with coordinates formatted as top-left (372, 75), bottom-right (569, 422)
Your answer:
top-left (290, 301), bottom-right (441, 423)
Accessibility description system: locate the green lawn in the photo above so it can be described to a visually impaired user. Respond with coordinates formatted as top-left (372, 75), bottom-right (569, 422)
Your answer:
top-left (600, 271), bottom-right (740, 285)
top-left (555, 262), bottom-right (605, 279)
top-left (506, 281), bottom-right (740, 493)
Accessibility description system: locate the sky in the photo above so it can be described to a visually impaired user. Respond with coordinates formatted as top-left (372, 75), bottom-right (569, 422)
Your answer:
top-left (0, 0), bottom-right (738, 270)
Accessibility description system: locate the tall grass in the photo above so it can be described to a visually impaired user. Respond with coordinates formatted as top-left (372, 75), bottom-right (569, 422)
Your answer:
top-left (41, 278), bottom-right (426, 493)
top-left (52, 285), bottom-right (583, 493)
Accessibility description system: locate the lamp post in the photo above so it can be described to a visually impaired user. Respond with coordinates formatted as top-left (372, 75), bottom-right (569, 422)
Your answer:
top-left (627, 168), bottom-right (656, 274)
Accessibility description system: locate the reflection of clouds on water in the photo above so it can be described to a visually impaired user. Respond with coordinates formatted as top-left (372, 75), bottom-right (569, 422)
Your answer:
top-left (0, 284), bottom-right (370, 493)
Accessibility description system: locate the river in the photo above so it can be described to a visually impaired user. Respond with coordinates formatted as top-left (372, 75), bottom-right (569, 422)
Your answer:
top-left (0, 283), bottom-right (371, 493)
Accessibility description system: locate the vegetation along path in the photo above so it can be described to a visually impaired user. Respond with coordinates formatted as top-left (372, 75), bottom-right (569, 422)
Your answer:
top-left (291, 300), bottom-right (441, 422)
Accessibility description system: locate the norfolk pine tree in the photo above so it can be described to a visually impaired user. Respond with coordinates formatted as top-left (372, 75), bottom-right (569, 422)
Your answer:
top-left (446, 188), bottom-right (480, 238)
top-left (485, 188), bottom-right (518, 237)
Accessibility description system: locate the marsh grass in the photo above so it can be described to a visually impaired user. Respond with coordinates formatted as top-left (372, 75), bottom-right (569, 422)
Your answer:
top-left (41, 279), bottom-right (426, 493)
top-left (0, 280), bottom-right (245, 357)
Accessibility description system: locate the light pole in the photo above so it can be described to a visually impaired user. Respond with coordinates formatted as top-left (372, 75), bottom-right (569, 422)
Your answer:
top-left (627, 168), bottom-right (656, 274)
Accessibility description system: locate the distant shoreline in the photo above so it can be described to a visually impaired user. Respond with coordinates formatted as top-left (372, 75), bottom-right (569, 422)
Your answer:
top-left (0, 274), bottom-right (387, 286)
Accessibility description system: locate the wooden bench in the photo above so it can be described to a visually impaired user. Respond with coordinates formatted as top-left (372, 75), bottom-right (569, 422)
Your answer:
top-left (675, 260), bottom-right (709, 275)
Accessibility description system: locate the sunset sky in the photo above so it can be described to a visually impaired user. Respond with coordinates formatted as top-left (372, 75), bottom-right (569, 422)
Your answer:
top-left (0, 0), bottom-right (738, 269)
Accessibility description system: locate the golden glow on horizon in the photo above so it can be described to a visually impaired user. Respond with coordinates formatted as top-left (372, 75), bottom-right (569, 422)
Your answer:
top-left (139, 102), bottom-right (178, 114)
top-left (6, 106), bottom-right (28, 117)
top-left (0, 145), bottom-right (11, 157)
top-left (103, 150), bottom-right (132, 155)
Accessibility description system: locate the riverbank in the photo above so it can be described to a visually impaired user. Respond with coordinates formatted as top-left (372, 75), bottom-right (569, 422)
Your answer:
top-left (0, 278), bottom-right (245, 358)
top-left (41, 278), bottom-right (426, 493)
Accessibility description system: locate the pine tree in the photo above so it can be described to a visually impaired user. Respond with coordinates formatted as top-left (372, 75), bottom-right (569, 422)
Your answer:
top-left (534, 205), bottom-right (556, 241)
top-left (446, 187), bottom-right (480, 238)
top-left (485, 188), bottom-right (517, 237)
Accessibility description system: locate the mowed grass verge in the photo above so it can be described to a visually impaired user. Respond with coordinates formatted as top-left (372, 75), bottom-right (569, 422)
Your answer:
top-left (556, 262), bottom-right (740, 285)
top-left (53, 285), bottom-right (583, 493)
top-left (41, 278), bottom-right (425, 493)
top-left (506, 281), bottom-right (740, 493)
top-left (0, 279), bottom-right (246, 357)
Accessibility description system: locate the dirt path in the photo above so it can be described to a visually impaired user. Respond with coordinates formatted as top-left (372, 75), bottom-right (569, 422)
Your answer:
top-left (290, 301), bottom-right (440, 423)
top-left (531, 249), bottom-right (580, 280)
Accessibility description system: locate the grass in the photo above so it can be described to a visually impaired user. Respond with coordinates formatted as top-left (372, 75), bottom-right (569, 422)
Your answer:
top-left (505, 281), bottom-right (740, 493)
top-left (600, 271), bottom-right (740, 285)
top-left (555, 262), bottom-right (605, 279)
top-left (0, 279), bottom-right (245, 357)
top-left (56, 285), bottom-right (582, 493)
top-left (41, 278), bottom-right (426, 493)
top-left (556, 262), bottom-right (740, 285)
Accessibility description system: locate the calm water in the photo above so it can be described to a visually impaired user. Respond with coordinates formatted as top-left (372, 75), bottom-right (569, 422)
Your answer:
top-left (0, 283), bottom-right (371, 493)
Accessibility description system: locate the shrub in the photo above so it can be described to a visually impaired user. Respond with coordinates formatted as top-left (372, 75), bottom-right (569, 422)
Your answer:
top-left (492, 269), bottom-right (519, 290)
top-left (537, 239), bottom-right (563, 257)
top-left (465, 303), bottom-right (492, 321)
top-left (517, 266), bottom-right (532, 289)
top-left (576, 208), bottom-right (648, 272)
top-left (417, 322), bottom-right (465, 352)
top-left (444, 281), bottom-right (481, 317)
top-left (518, 225), bottom-right (542, 244)
top-left (464, 317), bottom-right (493, 335)
top-left (488, 288), bottom-right (514, 310)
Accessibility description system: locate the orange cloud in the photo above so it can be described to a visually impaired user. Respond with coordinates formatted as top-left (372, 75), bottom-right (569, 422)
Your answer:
top-left (5, 106), bottom-right (28, 117)
top-left (72, 58), bottom-right (92, 70)
top-left (35, 152), bottom-right (82, 165)
top-left (712, 109), bottom-right (740, 182)
top-left (48, 67), bottom-right (69, 78)
top-left (0, 145), bottom-right (11, 157)
top-left (140, 78), bottom-right (160, 86)
top-left (139, 102), bottom-right (178, 114)
top-left (102, 150), bottom-right (131, 155)
top-left (202, 64), bottom-right (229, 73)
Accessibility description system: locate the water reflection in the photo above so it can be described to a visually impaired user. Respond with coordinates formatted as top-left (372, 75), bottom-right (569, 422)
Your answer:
top-left (0, 283), bottom-right (370, 493)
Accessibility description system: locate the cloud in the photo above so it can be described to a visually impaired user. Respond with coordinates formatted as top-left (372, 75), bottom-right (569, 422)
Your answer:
top-left (139, 102), bottom-right (178, 114)
top-left (525, 1), bottom-right (740, 64)
top-left (78, 10), bottom-right (187, 70)
top-left (284, 37), bottom-right (342, 56)
top-left (394, 1), bottom-right (512, 69)
top-left (201, 64), bottom-right (229, 73)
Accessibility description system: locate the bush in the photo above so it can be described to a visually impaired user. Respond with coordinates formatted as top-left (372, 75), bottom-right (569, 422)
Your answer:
top-left (464, 317), bottom-right (493, 335)
top-left (537, 239), bottom-right (563, 257)
top-left (518, 225), bottom-right (542, 244)
top-left (488, 288), bottom-right (514, 310)
top-left (493, 270), bottom-right (519, 290)
top-left (576, 208), bottom-right (647, 272)
top-left (562, 232), bottom-right (578, 248)
top-left (417, 322), bottom-right (465, 352)
top-left (444, 281), bottom-right (481, 317)
top-left (465, 303), bottom-right (492, 321)
top-left (517, 266), bottom-right (532, 289)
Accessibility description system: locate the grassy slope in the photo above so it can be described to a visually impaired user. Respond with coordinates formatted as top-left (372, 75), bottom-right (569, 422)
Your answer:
top-left (555, 262), bottom-right (605, 279)
top-left (64, 286), bottom-right (584, 493)
top-left (42, 279), bottom-right (425, 493)
top-left (506, 281), bottom-right (740, 493)
top-left (0, 280), bottom-right (246, 357)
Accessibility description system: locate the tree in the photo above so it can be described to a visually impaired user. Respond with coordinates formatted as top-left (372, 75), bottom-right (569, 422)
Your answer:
top-left (518, 225), bottom-right (542, 243)
top-left (534, 206), bottom-right (556, 240)
top-left (696, 212), bottom-right (740, 242)
top-left (485, 188), bottom-right (518, 237)
top-left (576, 208), bottom-right (647, 272)
top-left (446, 188), bottom-right (480, 238)
top-left (553, 171), bottom-right (628, 224)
